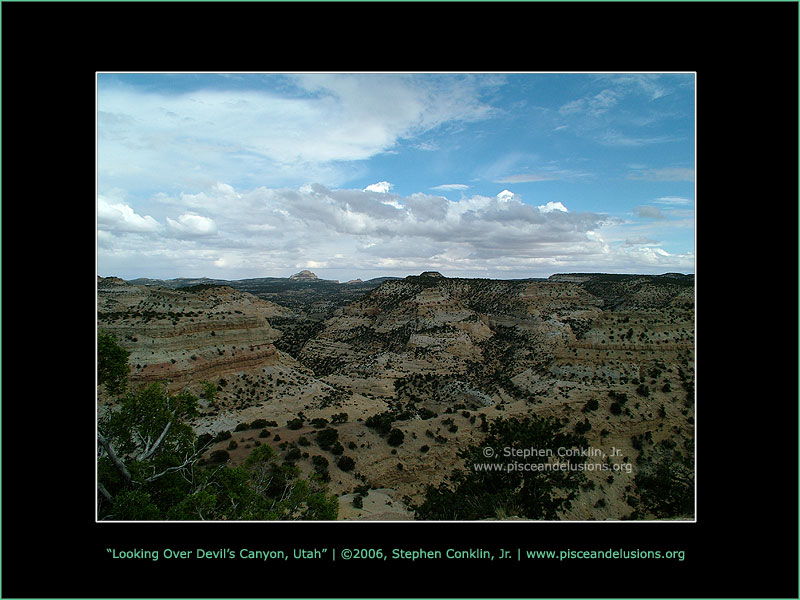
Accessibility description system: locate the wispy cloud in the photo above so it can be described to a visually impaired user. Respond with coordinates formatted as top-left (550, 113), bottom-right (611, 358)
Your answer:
top-left (494, 169), bottom-right (588, 183)
top-left (654, 196), bottom-right (692, 205)
top-left (634, 206), bottom-right (665, 219)
top-left (430, 183), bottom-right (469, 191)
top-left (628, 167), bottom-right (695, 182)
top-left (98, 74), bottom-right (497, 193)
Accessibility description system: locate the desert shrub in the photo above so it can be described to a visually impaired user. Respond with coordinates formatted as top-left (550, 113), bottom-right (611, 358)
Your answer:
top-left (348, 441), bottom-right (357, 450)
top-left (209, 449), bottom-right (230, 464)
top-left (297, 436), bottom-right (311, 447)
top-left (365, 412), bottom-right (394, 435)
top-left (582, 399), bottom-right (599, 413)
top-left (250, 419), bottom-right (269, 429)
top-left (387, 428), bottom-right (405, 447)
top-left (312, 455), bottom-right (329, 470)
top-left (214, 430), bottom-right (232, 443)
top-left (228, 440), bottom-right (238, 450)
top-left (337, 456), bottom-right (355, 472)
top-left (287, 418), bottom-right (304, 430)
top-left (310, 417), bottom-right (329, 429)
top-left (575, 419), bottom-right (592, 434)
top-left (285, 447), bottom-right (301, 461)
top-left (330, 442), bottom-right (345, 456)
top-left (316, 427), bottom-right (339, 450)
top-left (352, 495), bottom-right (363, 509)
top-left (331, 412), bottom-right (349, 424)
top-left (235, 422), bottom-right (251, 432)
top-left (418, 408), bottom-right (437, 420)
top-left (258, 429), bottom-right (271, 438)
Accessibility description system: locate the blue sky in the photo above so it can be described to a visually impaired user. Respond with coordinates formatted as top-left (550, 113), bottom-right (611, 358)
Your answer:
top-left (97, 72), bottom-right (694, 281)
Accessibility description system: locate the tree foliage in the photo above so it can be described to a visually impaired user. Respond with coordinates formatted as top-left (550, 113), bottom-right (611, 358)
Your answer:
top-left (630, 443), bottom-right (694, 519)
top-left (415, 415), bottom-right (588, 520)
top-left (97, 383), bottom-right (338, 521)
top-left (97, 329), bottom-right (130, 395)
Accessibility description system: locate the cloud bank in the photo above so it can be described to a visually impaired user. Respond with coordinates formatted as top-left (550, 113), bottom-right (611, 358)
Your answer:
top-left (97, 182), bottom-right (693, 280)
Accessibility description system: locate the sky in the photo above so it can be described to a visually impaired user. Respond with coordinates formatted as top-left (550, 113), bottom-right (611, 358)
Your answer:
top-left (97, 72), bottom-right (695, 282)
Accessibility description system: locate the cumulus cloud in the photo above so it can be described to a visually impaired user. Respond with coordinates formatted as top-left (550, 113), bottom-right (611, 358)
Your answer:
top-left (98, 181), bottom-right (696, 280)
top-left (364, 181), bottom-right (393, 193)
top-left (537, 201), bottom-right (569, 214)
top-left (166, 213), bottom-right (218, 238)
top-left (97, 197), bottom-right (161, 233)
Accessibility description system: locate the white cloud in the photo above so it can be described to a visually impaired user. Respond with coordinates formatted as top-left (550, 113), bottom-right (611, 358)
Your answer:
top-left (537, 201), bottom-right (568, 213)
top-left (97, 197), bottom-right (161, 233)
top-left (166, 213), bottom-right (218, 238)
top-left (654, 196), bottom-right (691, 205)
top-left (364, 181), bottom-right (393, 193)
top-left (430, 183), bottom-right (469, 191)
top-left (628, 167), bottom-right (695, 182)
top-left (496, 189), bottom-right (516, 201)
top-left (98, 74), bottom-right (496, 192)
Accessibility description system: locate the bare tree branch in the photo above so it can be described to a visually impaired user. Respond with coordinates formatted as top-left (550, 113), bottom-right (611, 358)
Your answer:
top-left (139, 420), bottom-right (172, 461)
top-left (98, 481), bottom-right (114, 504)
top-left (98, 433), bottom-right (131, 483)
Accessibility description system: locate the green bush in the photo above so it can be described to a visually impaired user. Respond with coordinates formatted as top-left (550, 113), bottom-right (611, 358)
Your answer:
top-left (415, 415), bottom-right (589, 520)
top-left (316, 427), bottom-right (339, 451)
top-left (582, 399), bottom-right (599, 413)
top-left (365, 412), bottom-right (394, 435)
top-left (387, 428), bottom-right (405, 447)
top-left (337, 456), bottom-right (355, 472)
top-left (209, 449), bottom-right (230, 464)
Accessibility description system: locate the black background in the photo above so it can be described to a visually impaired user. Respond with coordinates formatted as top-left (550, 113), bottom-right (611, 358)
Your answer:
top-left (2, 1), bottom-right (797, 598)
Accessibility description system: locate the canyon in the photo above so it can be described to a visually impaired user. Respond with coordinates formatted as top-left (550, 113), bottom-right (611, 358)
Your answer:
top-left (97, 270), bottom-right (695, 520)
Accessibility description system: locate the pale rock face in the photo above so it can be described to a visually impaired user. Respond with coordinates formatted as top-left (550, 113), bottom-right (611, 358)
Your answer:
top-left (289, 270), bottom-right (319, 281)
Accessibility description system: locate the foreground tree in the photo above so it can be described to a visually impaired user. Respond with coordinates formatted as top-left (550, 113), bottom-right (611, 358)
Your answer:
top-left (97, 329), bottom-right (130, 395)
top-left (629, 442), bottom-right (694, 519)
top-left (415, 415), bottom-right (589, 520)
top-left (97, 383), bottom-right (338, 520)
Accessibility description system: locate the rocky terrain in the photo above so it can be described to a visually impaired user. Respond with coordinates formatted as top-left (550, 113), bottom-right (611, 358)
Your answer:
top-left (97, 271), bottom-right (695, 521)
